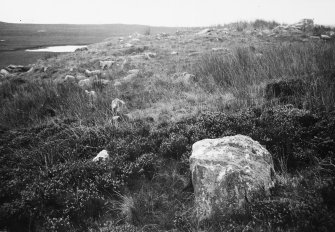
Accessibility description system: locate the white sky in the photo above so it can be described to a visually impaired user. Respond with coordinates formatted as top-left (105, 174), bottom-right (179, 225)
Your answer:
top-left (1, 0), bottom-right (335, 27)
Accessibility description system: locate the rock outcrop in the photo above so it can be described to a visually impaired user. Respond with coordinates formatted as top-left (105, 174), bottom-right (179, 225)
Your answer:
top-left (190, 135), bottom-right (274, 220)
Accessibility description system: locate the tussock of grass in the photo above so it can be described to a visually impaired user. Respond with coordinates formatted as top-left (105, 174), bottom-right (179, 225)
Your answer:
top-left (193, 42), bottom-right (335, 111)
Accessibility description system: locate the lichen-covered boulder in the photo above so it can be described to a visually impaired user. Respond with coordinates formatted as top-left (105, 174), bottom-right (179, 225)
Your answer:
top-left (190, 134), bottom-right (274, 220)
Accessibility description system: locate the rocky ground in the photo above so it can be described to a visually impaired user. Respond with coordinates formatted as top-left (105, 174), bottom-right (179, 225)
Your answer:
top-left (0, 19), bottom-right (335, 232)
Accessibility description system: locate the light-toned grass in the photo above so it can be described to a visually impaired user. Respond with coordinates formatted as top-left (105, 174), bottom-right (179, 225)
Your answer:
top-left (193, 42), bottom-right (335, 111)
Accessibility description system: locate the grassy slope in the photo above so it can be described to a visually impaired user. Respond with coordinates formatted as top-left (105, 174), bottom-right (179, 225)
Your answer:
top-left (1, 20), bottom-right (335, 231)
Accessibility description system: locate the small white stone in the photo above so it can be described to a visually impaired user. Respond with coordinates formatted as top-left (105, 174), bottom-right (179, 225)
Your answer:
top-left (92, 150), bottom-right (109, 162)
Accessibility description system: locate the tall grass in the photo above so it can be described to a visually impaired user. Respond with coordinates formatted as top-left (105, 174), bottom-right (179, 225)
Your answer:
top-left (193, 41), bottom-right (335, 112)
top-left (223, 19), bottom-right (280, 31)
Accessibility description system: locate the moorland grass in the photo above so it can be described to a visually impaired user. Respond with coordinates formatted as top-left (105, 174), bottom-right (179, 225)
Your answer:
top-left (1, 21), bottom-right (335, 231)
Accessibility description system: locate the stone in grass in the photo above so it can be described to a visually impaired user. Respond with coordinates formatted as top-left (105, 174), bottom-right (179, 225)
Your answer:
top-left (190, 134), bottom-right (275, 221)
top-left (93, 149), bottom-right (109, 162)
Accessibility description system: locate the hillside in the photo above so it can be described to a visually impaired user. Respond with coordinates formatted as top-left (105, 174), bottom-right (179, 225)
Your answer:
top-left (0, 20), bottom-right (335, 232)
top-left (0, 21), bottom-right (180, 51)
top-left (0, 22), bottom-right (181, 67)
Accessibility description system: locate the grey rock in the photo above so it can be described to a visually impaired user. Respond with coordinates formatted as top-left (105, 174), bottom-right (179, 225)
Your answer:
top-left (190, 135), bottom-right (274, 220)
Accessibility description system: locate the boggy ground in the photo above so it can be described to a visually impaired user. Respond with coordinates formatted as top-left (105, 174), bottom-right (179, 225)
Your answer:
top-left (0, 20), bottom-right (335, 232)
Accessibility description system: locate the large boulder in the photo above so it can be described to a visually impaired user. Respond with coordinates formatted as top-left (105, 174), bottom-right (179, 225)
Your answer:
top-left (190, 135), bottom-right (274, 220)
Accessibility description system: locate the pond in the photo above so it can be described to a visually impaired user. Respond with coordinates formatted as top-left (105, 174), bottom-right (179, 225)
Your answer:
top-left (26, 45), bottom-right (87, 53)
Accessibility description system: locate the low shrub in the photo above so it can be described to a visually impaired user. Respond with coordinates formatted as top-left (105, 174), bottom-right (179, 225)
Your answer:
top-left (1, 104), bottom-right (335, 231)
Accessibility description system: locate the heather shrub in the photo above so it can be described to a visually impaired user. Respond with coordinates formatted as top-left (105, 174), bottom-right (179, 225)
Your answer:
top-left (159, 133), bottom-right (188, 159)
top-left (1, 104), bottom-right (335, 231)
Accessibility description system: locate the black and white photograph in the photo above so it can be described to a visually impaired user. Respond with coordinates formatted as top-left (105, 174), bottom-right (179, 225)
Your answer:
top-left (0, 0), bottom-right (334, 231)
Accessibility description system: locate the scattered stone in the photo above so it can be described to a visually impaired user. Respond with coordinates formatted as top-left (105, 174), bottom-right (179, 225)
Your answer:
top-left (5, 65), bottom-right (31, 73)
top-left (123, 73), bottom-right (137, 82)
top-left (197, 28), bottom-right (213, 35)
top-left (92, 150), bottom-right (109, 162)
top-left (0, 69), bottom-right (10, 76)
top-left (212, 47), bottom-right (229, 52)
top-left (112, 115), bottom-right (121, 122)
top-left (188, 51), bottom-right (202, 57)
top-left (173, 72), bottom-right (196, 84)
top-left (76, 74), bottom-right (87, 80)
top-left (112, 114), bottom-right (131, 124)
top-left (85, 69), bottom-right (101, 77)
top-left (157, 32), bottom-right (168, 37)
top-left (310, 36), bottom-right (320, 40)
top-left (122, 113), bottom-right (132, 121)
top-left (271, 19), bottom-right (314, 37)
top-left (75, 47), bottom-right (88, 52)
top-left (123, 69), bottom-right (140, 82)
top-left (78, 78), bottom-right (94, 89)
top-left (292, 18), bottom-right (314, 31)
top-left (144, 52), bottom-right (156, 59)
top-left (111, 98), bottom-right (126, 113)
top-left (99, 60), bottom-right (115, 70)
top-left (64, 75), bottom-right (76, 82)
top-left (321, 34), bottom-right (331, 40)
top-left (99, 79), bottom-right (111, 85)
top-left (190, 135), bottom-right (274, 220)
top-left (114, 81), bottom-right (122, 87)
top-left (85, 90), bottom-right (98, 104)
top-left (128, 69), bottom-right (140, 75)
top-left (171, 51), bottom-right (178, 55)
top-left (54, 74), bottom-right (76, 84)
top-left (124, 43), bottom-right (133, 48)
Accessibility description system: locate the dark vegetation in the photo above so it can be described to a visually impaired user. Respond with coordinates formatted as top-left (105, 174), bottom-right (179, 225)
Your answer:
top-left (1, 20), bottom-right (335, 231)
